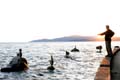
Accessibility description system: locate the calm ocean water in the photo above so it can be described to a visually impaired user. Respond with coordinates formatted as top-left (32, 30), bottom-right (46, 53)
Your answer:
top-left (0, 42), bottom-right (119, 80)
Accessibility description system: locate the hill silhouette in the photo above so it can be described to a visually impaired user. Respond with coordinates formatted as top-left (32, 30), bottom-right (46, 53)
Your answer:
top-left (31, 35), bottom-right (120, 42)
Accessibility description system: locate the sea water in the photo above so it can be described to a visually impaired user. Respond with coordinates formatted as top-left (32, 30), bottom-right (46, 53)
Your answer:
top-left (0, 42), bottom-right (119, 80)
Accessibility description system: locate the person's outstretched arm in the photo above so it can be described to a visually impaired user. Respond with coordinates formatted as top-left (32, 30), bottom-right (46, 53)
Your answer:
top-left (98, 31), bottom-right (106, 35)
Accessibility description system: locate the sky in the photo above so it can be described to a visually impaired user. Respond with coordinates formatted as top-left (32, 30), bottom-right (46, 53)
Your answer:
top-left (0, 0), bottom-right (120, 42)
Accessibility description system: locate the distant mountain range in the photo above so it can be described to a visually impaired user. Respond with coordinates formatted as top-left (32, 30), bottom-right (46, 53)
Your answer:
top-left (31, 35), bottom-right (120, 42)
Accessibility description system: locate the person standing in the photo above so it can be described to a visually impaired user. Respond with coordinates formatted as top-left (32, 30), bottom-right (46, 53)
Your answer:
top-left (98, 25), bottom-right (115, 57)
top-left (47, 55), bottom-right (55, 70)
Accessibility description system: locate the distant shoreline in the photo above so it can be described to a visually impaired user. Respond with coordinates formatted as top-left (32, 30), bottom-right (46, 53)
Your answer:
top-left (30, 35), bottom-right (120, 42)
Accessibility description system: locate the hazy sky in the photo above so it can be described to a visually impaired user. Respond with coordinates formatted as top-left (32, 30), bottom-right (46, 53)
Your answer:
top-left (0, 0), bottom-right (120, 42)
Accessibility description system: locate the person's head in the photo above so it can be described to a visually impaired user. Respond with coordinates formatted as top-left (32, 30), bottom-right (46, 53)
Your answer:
top-left (106, 25), bottom-right (110, 30)
top-left (17, 53), bottom-right (19, 56)
top-left (66, 51), bottom-right (69, 55)
top-left (19, 49), bottom-right (22, 52)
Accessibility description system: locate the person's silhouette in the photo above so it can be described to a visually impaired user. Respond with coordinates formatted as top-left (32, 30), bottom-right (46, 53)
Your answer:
top-left (19, 49), bottom-right (22, 58)
top-left (65, 51), bottom-right (70, 58)
top-left (98, 25), bottom-right (114, 57)
top-left (47, 55), bottom-right (55, 70)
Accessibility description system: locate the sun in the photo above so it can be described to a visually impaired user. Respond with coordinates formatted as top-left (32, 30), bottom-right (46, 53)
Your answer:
top-left (96, 35), bottom-right (104, 41)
